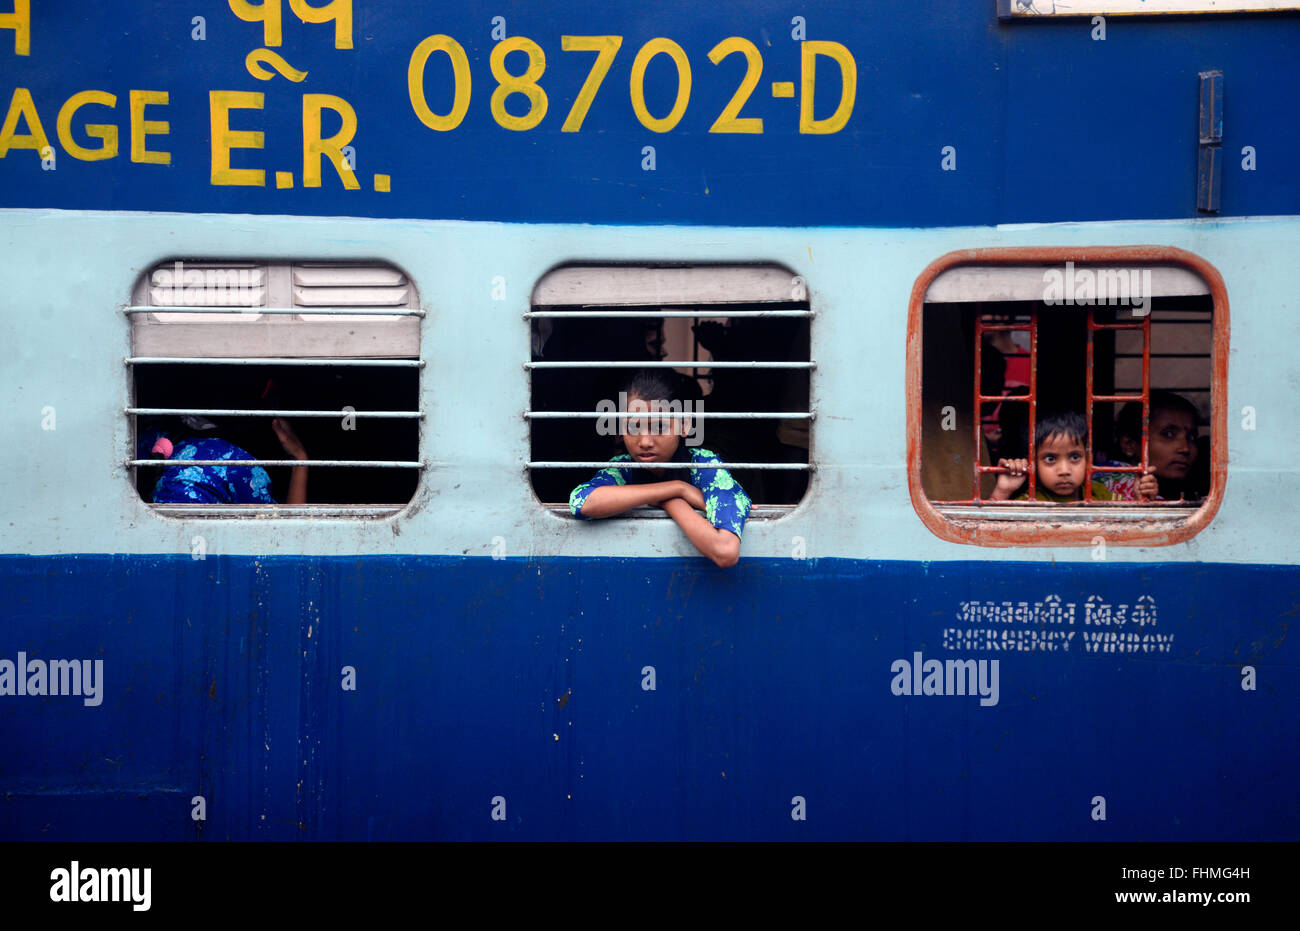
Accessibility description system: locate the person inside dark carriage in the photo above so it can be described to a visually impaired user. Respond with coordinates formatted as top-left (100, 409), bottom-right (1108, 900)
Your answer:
top-left (1096, 391), bottom-right (1204, 502)
top-left (691, 316), bottom-right (808, 504)
top-left (139, 378), bottom-right (309, 505)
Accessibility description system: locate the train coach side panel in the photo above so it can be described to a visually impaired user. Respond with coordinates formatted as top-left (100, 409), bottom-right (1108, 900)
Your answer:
top-left (2, 556), bottom-right (1295, 841)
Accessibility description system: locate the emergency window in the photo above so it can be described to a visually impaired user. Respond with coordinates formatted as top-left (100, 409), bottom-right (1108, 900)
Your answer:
top-left (910, 251), bottom-right (1226, 546)
top-left (527, 265), bottom-right (813, 515)
top-left (126, 261), bottom-right (423, 516)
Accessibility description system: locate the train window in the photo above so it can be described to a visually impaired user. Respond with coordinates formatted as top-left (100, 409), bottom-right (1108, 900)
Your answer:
top-left (527, 265), bottom-right (813, 516)
top-left (908, 248), bottom-right (1227, 546)
top-left (126, 261), bottom-right (423, 516)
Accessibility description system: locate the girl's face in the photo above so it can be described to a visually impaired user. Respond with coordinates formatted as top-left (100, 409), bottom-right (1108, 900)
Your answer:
top-left (621, 394), bottom-right (683, 465)
top-left (1120, 407), bottom-right (1199, 480)
top-left (1036, 432), bottom-right (1088, 497)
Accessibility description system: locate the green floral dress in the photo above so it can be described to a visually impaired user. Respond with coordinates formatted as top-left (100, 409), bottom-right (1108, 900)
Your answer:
top-left (569, 447), bottom-right (752, 537)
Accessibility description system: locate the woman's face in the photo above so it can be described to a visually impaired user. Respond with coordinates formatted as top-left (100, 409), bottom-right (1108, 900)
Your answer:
top-left (1122, 407), bottom-right (1199, 480)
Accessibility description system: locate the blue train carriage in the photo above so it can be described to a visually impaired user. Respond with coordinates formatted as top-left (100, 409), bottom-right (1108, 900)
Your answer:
top-left (0, 1), bottom-right (1297, 841)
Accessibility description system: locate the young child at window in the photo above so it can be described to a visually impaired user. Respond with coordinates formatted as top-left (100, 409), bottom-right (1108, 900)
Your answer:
top-left (1095, 390), bottom-right (1200, 501)
top-left (569, 369), bottom-right (751, 568)
top-left (990, 410), bottom-right (1137, 502)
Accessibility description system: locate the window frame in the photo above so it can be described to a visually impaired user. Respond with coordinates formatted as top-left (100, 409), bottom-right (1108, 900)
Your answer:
top-left (906, 245), bottom-right (1228, 547)
top-left (125, 258), bottom-right (426, 519)
top-left (997, 0), bottom-right (1300, 19)
top-left (525, 262), bottom-right (816, 520)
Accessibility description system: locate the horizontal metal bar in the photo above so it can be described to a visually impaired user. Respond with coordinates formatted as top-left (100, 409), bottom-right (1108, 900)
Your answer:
top-left (544, 503), bottom-right (794, 518)
top-left (1087, 321), bottom-right (1147, 330)
top-left (526, 361), bottom-right (813, 369)
top-left (126, 305), bottom-right (424, 316)
top-left (1089, 394), bottom-right (1144, 402)
top-left (128, 459), bottom-right (422, 468)
top-left (979, 464), bottom-right (1148, 475)
top-left (935, 504), bottom-right (1195, 520)
top-left (1114, 387), bottom-right (1211, 393)
top-left (128, 407), bottom-right (423, 419)
top-left (1113, 353), bottom-right (1210, 359)
top-left (976, 394), bottom-right (1029, 404)
top-left (150, 505), bottom-right (406, 518)
top-left (127, 357), bottom-right (424, 367)
top-left (528, 461), bottom-right (809, 470)
top-left (525, 411), bottom-right (811, 419)
top-left (525, 309), bottom-right (812, 318)
top-left (931, 498), bottom-right (1192, 508)
top-left (975, 323), bottom-right (1033, 331)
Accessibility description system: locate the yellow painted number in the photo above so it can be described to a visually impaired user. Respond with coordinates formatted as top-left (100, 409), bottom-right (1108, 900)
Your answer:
top-left (629, 38), bottom-right (691, 133)
top-left (560, 36), bottom-right (622, 132)
top-left (491, 37), bottom-right (548, 131)
top-left (707, 37), bottom-right (762, 134)
top-left (408, 35), bottom-right (471, 131)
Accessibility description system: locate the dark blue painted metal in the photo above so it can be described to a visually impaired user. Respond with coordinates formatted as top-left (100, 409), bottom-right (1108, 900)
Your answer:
top-left (2, 556), bottom-right (1296, 841)
top-left (1, 3), bottom-right (1298, 226)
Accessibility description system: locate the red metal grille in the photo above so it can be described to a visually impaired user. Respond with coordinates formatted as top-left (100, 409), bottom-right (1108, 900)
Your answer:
top-left (946, 304), bottom-right (1184, 506)
top-left (974, 312), bottom-right (1038, 501)
top-left (1084, 308), bottom-right (1151, 502)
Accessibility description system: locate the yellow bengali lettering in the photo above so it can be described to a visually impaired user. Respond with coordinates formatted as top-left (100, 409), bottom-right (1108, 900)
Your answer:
top-left (228, 0), bottom-right (282, 47)
top-left (288, 0), bottom-right (351, 50)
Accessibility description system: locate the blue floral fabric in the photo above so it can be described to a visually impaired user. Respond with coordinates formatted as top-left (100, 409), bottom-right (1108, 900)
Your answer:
top-left (152, 438), bottom-right (276, 504)
top-left (569, 447), bottom-right (751, 538)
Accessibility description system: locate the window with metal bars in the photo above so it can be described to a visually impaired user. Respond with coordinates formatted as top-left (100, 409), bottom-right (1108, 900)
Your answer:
top-left (527, 265), bottom-right (813, 515)
top-left (126, 260), bottom-right (423, 517)
top-left (909, 249), bottom-right (1227, 546)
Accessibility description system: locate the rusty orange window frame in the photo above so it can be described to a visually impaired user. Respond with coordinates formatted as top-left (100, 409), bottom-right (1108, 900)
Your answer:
top-left (906, 246), bottom-right (1228, 547)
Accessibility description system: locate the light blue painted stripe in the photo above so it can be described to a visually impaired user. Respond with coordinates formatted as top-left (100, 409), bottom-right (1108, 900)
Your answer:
top-left (1, 208), bottom-right (1297, 563)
